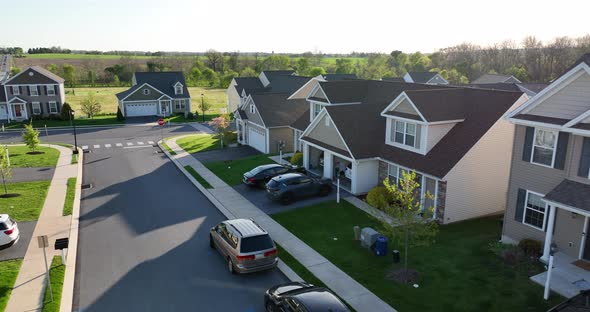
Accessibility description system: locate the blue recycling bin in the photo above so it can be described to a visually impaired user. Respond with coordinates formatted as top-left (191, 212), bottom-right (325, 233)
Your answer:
top-left (374, 236), bottom-right (388, 256)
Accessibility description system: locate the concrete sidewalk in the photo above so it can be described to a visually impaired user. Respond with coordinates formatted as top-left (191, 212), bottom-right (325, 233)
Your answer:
top-left (5, 144), bottom-right (78, 312)
top-left (165, 135), bottom-right (396, 312)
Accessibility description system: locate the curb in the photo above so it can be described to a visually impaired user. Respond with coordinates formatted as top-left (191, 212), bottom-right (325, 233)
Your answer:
top-left (0, 121), bottom-right (201, 133)
top-left (60, 148), bottom-right (83, 312)
top-left (158, 140), bottom-right (304, 283)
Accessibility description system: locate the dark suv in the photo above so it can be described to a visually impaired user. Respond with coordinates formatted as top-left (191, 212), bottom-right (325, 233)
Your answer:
top-left (264, 282), bottom-right (350, 312)
top-left (243, 164), bottom-right (306, 188)
top-left (266, 173), bottom-right (332, 204)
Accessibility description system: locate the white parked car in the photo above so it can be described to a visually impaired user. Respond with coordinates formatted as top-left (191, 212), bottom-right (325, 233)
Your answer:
top-left (0, 214), bottom-right (19, 249)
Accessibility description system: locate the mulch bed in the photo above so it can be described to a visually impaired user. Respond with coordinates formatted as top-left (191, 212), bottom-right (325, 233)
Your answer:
top-left (386, 268), bottom-right (420, 284)
top-left (0, 193), bottom-right (21, 198)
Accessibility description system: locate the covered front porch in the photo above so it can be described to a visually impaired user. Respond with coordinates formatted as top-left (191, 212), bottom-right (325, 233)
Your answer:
top-left (532, 252), bottom-right (590, 298)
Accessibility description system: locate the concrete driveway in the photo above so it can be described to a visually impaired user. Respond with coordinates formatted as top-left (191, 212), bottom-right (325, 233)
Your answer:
top-left (193, 145), bottom-right (261, 163)
top-left (233, 183), bottom-right (349, 215)
top-left (0, 221), bottom-right (36, 260)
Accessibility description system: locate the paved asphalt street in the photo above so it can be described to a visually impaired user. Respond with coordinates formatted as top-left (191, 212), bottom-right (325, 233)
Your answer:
top-left (0, 124), bottom-right (288, 311)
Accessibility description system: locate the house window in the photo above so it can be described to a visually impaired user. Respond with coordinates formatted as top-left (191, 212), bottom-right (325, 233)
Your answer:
top-left (392, 120), bottom-right (418, 148)
top-left (523, 191), bottom-right (547, 230)
top-left (32, 102), bottom-right (41, 115)
top-left (143, 89), bottom-right (150, 95)
top-left (531, 128), bottom-right (557, 167)
top-left (49, 101), bottom-right (58, 114)
top-left (175, 99), bottom-right (185, 109)
top-left (313, 103), bottom-right (322, 118)
top-left (388, 164), bottom-right (399, 185)
top-left (46, 86), bottom-right (56, 96)
top-left (29, 86), bottom-right (39, 96)
top-left (175, 85), bottom-right (183, 95)
top-left (250, 104), bottom-right (255, 114)
top-left (11, 86), bottom-right (19, 95)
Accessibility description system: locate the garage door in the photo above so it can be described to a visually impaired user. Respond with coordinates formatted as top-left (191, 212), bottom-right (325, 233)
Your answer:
top-left (125, 102), bottom-right (158, 117)
top-left (248, 126), bottom-right (266, 153)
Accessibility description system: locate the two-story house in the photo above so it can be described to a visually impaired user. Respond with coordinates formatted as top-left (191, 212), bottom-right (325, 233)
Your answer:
top-left (116, 72), bottom-right (190, 117)
top-left (501, 54), bottom-right (590, 265)
top-left (299, 79), bottom-right (528, 223)
top-left (2, 66), bottom-right (66, 121)
top-left (227, 70), bottom-right (296, 113)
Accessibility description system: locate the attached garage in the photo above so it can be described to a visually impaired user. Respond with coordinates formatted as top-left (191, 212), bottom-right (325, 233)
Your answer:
top-left (125, 101), bottom-right (158, 117)
top-left (248, 124), bottom-right (267, 153)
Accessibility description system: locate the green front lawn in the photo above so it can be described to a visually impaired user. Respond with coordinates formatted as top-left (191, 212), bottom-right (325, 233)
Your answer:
top-left (62, 178), bottom-right (77, 216)
top-left (272, 201), bottom-right (563, 312)
top-left (4, 115), bottom-right (123, 129)
top-left (161, 142), bottom-right (176, 155)
top-left (176, 133), bottom-right (236, 154)
top-left (6, 146), bottom-right (60, 168)
top-left (205, 154), bottom-right (275, 186)
top-left (41, 256), bottom-right (65, 312)
top-left (0, 181), bottom-right (51, 221)
top-left (0, 259), bottom-right (22, 312)
top-left (184, 166), bottom-right (213, 189)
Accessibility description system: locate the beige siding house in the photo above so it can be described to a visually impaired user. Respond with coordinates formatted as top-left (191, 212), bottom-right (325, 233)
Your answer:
top-left (502, 54), bottom-right (590, 265)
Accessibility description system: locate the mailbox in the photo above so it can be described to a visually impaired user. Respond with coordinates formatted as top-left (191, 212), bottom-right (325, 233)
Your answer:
top-left (54, 237), bottom-right (69, 250)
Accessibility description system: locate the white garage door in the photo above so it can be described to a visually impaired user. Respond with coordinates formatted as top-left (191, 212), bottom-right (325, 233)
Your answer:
top-left (248, 126), bottom-right (266, 153)
top-left (125, 102), bottom-right (158, 117)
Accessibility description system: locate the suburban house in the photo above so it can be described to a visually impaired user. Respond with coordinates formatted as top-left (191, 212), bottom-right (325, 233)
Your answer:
top-left (501, 54), bottom-right (590, 267)
top-left (472, 73), bottom-right (521, 84)
top-left (1, 66), bottom-right (65, 121)
top-left (116, 72), bottom-right (190, 117)
top-left (403, 71), bottom-right (449, 85)
top-left (226, 70), bottom-right (296, 113)
top-left (298, 79), bottom-right (528, 224)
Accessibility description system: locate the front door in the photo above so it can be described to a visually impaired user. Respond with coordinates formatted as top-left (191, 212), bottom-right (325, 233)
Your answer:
top-left (14, 105), bottom-right (22, 118)
top-left (584, 221), bottom-right (590, 261)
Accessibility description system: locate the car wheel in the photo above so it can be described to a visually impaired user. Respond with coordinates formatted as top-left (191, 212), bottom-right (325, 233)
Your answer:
top-left (209, 234), bottom-right (215, 249)
top-left (319, 185), bottom-right (331, 196)
top-left (228, 258), bottom-right (236, 274)
top-left (281, 193), bottom-right (294, 205)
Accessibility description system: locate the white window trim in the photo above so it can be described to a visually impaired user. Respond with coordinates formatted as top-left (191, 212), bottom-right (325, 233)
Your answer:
top-left (175, 85), bottom-right (183, 95)
top-left (46, 85), bottom-right (56, 96)
top-left (389, 119), bottom-right (418, 148)
top-left (313, 103), bottom-right (322, 118)
top-left (250, 104), bottom-right (255, 114)
top-left (48, 101), bottom-right (58, 114)
top-left (11, 86), bottom-right (19, 95)
top-left (530, 127), bottom-right (558, 168)
top-left (32, 102), bottom-right (41, 115)
top-left (386, 162), bottom-right (438, 214)
top-left (29, 85), bottom-right (39, 96)
top-left (143, 89), bottom-right (150, 95)
top-left (522, 190), bottom-right (547, 231)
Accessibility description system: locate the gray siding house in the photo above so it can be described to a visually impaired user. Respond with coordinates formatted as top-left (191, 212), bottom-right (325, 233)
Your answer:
top-left (116, 72), bottom-right (190, 117)
top-left (502, 53), bottom-right (590, 264)
top-left (1, 66), bottom-right (66, 121)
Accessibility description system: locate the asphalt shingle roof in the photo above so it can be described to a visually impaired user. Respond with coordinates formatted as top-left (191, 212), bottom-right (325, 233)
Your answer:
top-left (234, 77), bottom-right (264, 95)
top-left (247, 93), bottom-right (308, 128)
top-left (323, 74), bottom-right (357, 81)
top-left (471, 74), bottom-right (520, 84)
top-left (407, 72), bottom-right (438, 83)
top-left (544, 179), bottom-right (590, 212)
top-left (262, 70), bottom-right (296, 83)
top-left (291, 109), bottom-right (311, 131)
top-left (116, 72), bottom-right (189, 100)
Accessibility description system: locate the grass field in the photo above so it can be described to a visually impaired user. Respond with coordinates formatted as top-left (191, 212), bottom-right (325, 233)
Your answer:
top-left (7, 146), bottom-right (60, 168)
top-left (0, 259), bottom-right (22, 312)
top-left (62, 177), bottom-right (77, 216)
top-left (41, 256), bottom-right (65, 312)
top-left (271, 201), bottom-right (563, 312)
top-left (0, 181), bottom-right (51, 221)
top-left (65, 87), bottom-right (227, 115)
top-left (205, 154), bottom-right (275, 186)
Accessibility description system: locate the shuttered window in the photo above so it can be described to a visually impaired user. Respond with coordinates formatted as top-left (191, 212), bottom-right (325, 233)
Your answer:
top-left (523, 191), bottom-right (547, 230)
top-left (531, 128), bottom-right (557, 167)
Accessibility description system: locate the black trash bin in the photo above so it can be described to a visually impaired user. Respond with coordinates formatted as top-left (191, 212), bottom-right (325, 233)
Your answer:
top-left (392, 250), bottom-right (400, 263)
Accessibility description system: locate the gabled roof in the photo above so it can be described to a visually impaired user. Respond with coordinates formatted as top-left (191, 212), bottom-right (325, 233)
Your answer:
top-left (234, 77), bottom-right (264, 95)
top-left (402, 89), bottom-right (467, 122)
top-left (262, 70), bottom-right (295, 83)
top-left (471, 73), bottom-right (521, 84)
top-left (247, 93), bottom-right (308, 128)
top-left (406, 72), bottom-right (439, 83)
top-left (291, 109), bottom-right (311, 131)
top-left (462, 82), bottom-right (546, 97)
top-left (118, 72), bottom-right (189, 100)
top-left (317, 80), bottom-right (369, 103)
top-left (5, 65), bottom-right (65, 84)
top-left (323, 74), bottom-right (357, 81)
top-left (544, 179), bottom-right (590, 212)
top-left (554, 53), bottom-right (590, 81)
top-left (266, 75), bottom-right (312, 94)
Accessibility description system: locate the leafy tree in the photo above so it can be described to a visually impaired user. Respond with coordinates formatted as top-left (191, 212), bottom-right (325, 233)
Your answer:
top-left (62, 64), bottom-right (76, 87)
top-left (199, 97), bottom-right (212, 121)
top-left (202, 68), bottom-right (219, 87)
top-left (22, 124), bottom-right (40, 153)
top-left (506, 65), bottom-right (529, 82)
top-left (259, 55), bottom-right (291, 71)
top-left (80, 92), bottom-right (102, 118)
top-left (335, 58), bottom-right (354, 74)
top-left (220, 70), bottom-right (238, 88)
top-left (208, 115), bottom-right (230, 148)
top-left (296, 57), bottom-right (311, 75)
top-left (381, 171), bottom-right (438, 282)
top-left (47, 64), bottom-right (59, 74)
top-left (240, 67), bottom-right (257, 77)
top-left (408, 52), bottom-right (431, 72)
top-left (205, 49), bottom-right (224, 72)
top-left (60, 102), bottom-right (73, 121)
top-left (0, 146), bottom-right (11, 195)
top-left (190, 67), bottom-right (202, 82)
top-left (10, 67), bottom-right (20, 76)
top-left (308, 67), bottom-right (326, 77)
top-left (436, 68), bottom-right (469, 84)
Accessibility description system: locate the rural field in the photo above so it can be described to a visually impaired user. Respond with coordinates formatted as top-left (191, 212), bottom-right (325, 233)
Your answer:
top-left (66, 87), bottom-right (227, 115)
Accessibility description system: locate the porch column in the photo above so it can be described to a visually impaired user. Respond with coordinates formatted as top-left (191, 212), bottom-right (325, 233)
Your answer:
top-left (323, 151), bottom-right (333, 179)
top-left (580, 216), bottom-right (589, 260)
top-left (542, 205), bottom-right (558, 261)
top-left (303, 144), bottom-right (309, 169)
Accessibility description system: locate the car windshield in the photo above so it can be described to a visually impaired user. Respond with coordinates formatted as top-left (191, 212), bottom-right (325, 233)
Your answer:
top-left (240, 234), bottom-right (274, 253)
top-left (267, 179), bottom-right (281, 188)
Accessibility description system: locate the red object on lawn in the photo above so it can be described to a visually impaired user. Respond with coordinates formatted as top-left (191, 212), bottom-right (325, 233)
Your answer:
top-left (158, 118), bottom-right (165, 126)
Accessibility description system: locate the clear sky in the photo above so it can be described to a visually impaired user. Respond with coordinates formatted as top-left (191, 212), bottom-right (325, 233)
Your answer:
top-left (2, 0), bottom-right (588, 54)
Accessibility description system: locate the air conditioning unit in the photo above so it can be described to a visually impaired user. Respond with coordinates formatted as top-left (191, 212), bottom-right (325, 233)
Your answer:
top-left (360, 227), bottom-right (380, 249)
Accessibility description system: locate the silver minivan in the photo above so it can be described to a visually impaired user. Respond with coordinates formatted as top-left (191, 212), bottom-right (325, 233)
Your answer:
top-left (209, 219), bottom-right (278, 274)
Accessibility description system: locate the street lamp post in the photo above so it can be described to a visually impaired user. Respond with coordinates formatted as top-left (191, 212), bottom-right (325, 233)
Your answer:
top-left (70, 110), bottom-right (79, 154)
top-left (201, 93), bottom-right (205, 123)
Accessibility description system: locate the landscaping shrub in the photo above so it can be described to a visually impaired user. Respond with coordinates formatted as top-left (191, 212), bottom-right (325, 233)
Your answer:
top-left (60, 102), bottom-right (73, 121)
top-left (187, 112), bottom-right (195, 120)
top-left (290, 152), bottom-right (303, 166)
top-left (518, 239), bottom-right (542, 257)
top-left (116, 107), bottom-right (125, 121)
top-left (194, 110), bottom-right (200, 119)
top-left (366, 186), bottom-right (389, 210)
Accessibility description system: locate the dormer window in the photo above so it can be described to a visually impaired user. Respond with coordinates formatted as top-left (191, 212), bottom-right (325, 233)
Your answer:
top-left (250, 104), bottom-right (255, 114)
top-left (143, 88), bottom-right (150, 95)
top-left (393, 120), bottom-right (419, 148)
top-left (313, 103), bottom-right (322, 118)
top-left (175, 83), bottom-right (183, 95)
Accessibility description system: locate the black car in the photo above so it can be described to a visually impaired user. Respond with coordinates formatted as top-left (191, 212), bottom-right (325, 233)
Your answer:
top-left (266, 173), bottom-right (331, 205)
top-left (243, 164), bottom-right (306, 188)
top-left (264, 282), bottom-right (350, 312)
